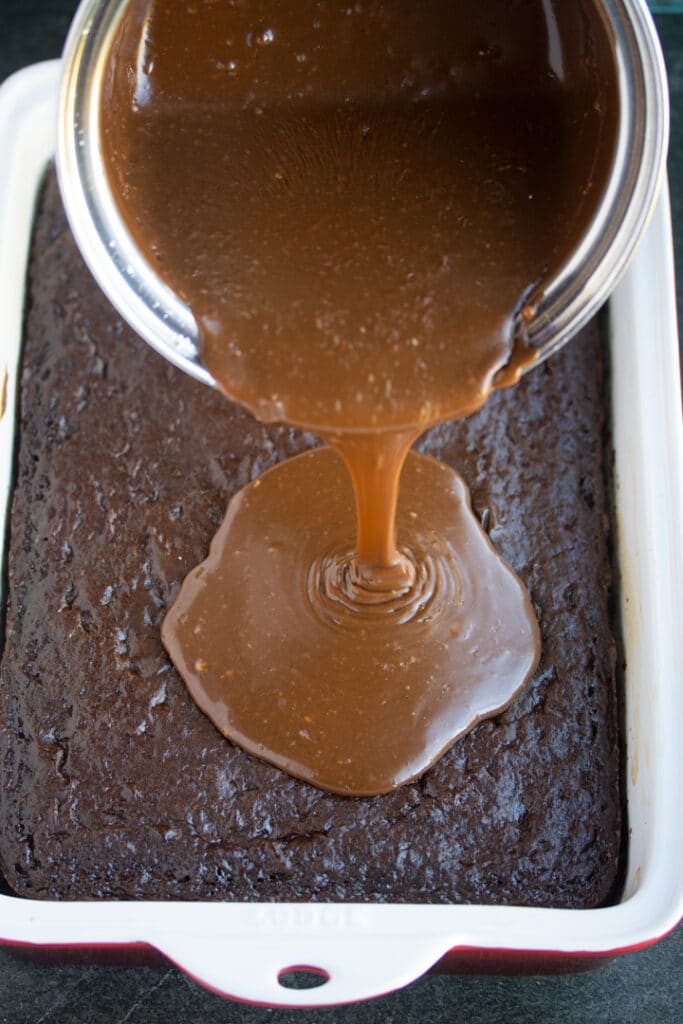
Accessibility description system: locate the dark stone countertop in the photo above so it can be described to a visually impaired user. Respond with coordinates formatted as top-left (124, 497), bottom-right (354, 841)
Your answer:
top-left (1, 4), bottom-right (682, 1021)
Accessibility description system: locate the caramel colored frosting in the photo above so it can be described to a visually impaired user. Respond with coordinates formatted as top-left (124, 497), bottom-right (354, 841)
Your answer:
top-left (102, 0), bottom-right (618, 793)
top-left (161, 448), bottom-right (540, 795)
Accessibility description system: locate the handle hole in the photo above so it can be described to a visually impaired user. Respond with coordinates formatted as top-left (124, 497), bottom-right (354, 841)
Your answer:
top-left (278, 965), bottom-right (330, 990)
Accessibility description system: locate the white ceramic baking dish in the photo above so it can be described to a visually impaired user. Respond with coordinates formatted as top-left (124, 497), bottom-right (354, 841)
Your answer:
top-left (0, 61), bottom-right (681, 1009)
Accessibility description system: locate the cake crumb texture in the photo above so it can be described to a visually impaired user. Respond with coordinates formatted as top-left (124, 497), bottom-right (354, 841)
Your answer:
top-left (0, 172), bottom-right (621, 906)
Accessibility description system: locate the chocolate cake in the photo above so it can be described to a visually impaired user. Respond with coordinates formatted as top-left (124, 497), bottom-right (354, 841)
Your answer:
top-left (0, 171), bottom-right (621, 905)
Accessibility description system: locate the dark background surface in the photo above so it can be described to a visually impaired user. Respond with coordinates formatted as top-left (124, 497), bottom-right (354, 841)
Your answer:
top-left (1, 4), bottom-right (682, 1021)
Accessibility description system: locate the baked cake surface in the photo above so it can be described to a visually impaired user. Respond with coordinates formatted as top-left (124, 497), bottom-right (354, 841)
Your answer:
top-left (0, 172), bottom-right (621, 905)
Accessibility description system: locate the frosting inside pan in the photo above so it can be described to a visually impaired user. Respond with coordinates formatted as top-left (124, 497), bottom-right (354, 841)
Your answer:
top-left (101, 0), bottom-right (618, 793)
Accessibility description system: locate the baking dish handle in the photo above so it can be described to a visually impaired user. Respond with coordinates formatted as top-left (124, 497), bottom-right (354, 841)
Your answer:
top-left (152, 924), bottom-right (453, 1007)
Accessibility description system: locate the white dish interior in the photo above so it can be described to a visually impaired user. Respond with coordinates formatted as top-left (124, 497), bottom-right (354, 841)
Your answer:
top-left (0, 62), bottom-right (681, 1008)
